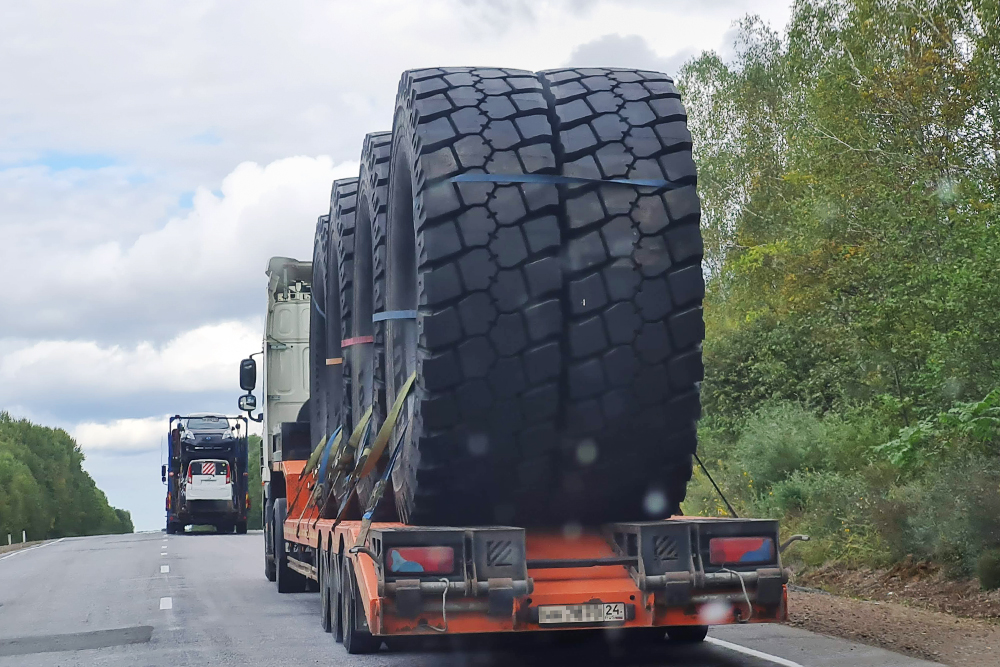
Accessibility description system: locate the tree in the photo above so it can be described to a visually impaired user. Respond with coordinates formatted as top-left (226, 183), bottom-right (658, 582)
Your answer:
top-left (0, 413), bottom-right (132, 540)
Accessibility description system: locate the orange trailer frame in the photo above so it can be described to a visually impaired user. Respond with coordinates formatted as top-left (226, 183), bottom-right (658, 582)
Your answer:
top-left (275, 461), bottom-right (789, 649)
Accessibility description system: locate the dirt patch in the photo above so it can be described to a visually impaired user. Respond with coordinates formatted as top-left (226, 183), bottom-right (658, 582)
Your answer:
top-left (0, 540), bottom-right (44, 556)
top-left (789, 589), bottom-right (1000, 667)
top-left (795, 560), bottom-right (1000, 621)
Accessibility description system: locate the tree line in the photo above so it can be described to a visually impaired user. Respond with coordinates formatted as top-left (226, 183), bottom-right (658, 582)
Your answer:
top-left (0, 412), bottom-right (133, 541)
top-left (679, 0), bottom-right (1000, 579)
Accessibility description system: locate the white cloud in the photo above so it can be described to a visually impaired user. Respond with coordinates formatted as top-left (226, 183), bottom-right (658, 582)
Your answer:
top-left (1, 155), bottom-right (355, 341)
top-left (566, 33), bottom-right (695, 76)
top-left (0, 320), bottom-right (261, 424)
top-left (74, 415), bottom-right (168, 454)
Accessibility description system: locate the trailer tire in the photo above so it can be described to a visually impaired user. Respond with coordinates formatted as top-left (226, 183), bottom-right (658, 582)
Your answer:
top-left (236, 521), bottom-right (247, 535)
top-left (353, 131), bottom-right (393, 513)
top-left (666, 625), bottom-right (708, 643)
top-left (331, 549), bottom-right (344, 643)
top-left (341, 556), bottom-right (380, 654)
top-left (320, 546), bottom-right (333, 632)
top-left (384, 67), bottom-right (563, 525)
top-left (264, 498), bottom-right (276, 582)
top-left (536, 67), bottom-right (704, 522)
top-left (273, 499), bottom-right (308, 593)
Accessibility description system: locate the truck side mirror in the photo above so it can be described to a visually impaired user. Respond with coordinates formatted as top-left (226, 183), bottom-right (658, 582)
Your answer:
top-left (161, 464), bottom-right (167, 483)
top-left (238, 393), bottom-right (257, 412)
top-left (240, 358), bottom-right (257, 391)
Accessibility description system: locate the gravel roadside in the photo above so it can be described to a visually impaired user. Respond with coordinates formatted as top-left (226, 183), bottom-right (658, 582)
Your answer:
top-left (789, 589), bottom-right (1000, 667)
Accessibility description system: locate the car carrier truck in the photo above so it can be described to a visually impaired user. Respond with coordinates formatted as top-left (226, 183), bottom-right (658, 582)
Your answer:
top-left (162, 414), bottom-right (250, 534)
top-left (238, 66), bottom-right (794, 654)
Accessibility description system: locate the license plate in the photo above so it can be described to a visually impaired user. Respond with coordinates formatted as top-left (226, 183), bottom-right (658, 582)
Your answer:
top-left (538, 603), bottom-right (625, 624)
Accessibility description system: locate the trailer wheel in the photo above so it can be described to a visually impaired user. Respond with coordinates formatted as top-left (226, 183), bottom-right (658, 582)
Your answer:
top-left (235, 521), bottom-right (247, 535)
top-left (666, 625), bottom-right (708, 643)
top-left (384, 68), bottom-right (562, 525)
top-left (536, 67), bottom-right (704, 522)
top-left (320, 547), bottom-right (333, 632)
top-left (341, 556), bottom-right (379, 654)
top-left (273, 499), bottom-right (308, 593)
top-left (331, 550), bottom-right (344, 642)
top-left (264, 498), bottom-right (276, 582)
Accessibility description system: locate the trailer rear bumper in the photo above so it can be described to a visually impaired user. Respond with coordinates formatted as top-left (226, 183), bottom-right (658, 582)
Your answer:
top-left (375, 576), bottom-right (787, 636)
top-left (288, 516), bottom-right (789, 638)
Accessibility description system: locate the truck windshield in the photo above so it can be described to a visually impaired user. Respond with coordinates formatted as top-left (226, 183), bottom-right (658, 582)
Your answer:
top-left (186, 416), bottom-right (229, 431)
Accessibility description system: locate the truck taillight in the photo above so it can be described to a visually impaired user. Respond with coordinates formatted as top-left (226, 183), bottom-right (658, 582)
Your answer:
top-left (387, 547), bottom-right (455, 575)
top-left (709, 536), bottom-right (775, 566)
top-left (226, 467), bottom-right (232, 484)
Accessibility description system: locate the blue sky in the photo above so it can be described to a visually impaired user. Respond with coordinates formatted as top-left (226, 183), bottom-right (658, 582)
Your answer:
top-left (0, 0), bottom-right (792, 531)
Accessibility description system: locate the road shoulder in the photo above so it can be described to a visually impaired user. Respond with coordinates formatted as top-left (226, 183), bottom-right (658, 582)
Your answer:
top-left (789, 589), bottom-right (1000, 667)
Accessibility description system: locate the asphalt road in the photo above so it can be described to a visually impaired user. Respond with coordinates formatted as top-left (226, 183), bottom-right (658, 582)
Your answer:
top-left (0, 532), bottom-right (942, 667)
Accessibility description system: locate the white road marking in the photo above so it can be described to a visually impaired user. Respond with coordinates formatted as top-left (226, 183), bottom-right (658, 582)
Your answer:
top-left (161, 565), bottom-right (169, 573)
top-left (0, 538), bottom-right (65, 562)
top-left (706, 637), bottom-right (805, 667)
top-left (161, 553), bottom-right (168, 557)
top-left (159, 597), bottom-right (173, 610)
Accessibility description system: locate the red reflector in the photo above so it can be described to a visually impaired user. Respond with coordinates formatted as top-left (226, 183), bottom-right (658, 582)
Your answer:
top-left (709, 537), bottom-right (775, 565)
top-left (387, 547), bottom-right (455, 575)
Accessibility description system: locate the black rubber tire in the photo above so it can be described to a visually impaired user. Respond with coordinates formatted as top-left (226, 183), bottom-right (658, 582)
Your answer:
top-left (332, 178), bottom-right (360, 439)
top-left (341, 556), bottom-right (380, 654)
top-left (320, 545), bottom-right (332, 632)
top-left (310, 213), bottom-right (333, 453)
top-left (353, 131), bottom-right (392, 513)
top-left (264, 497), bottom-right (276, 582)
top-left (273, 499), bottom-right (308, 593)
top-left (331, 548), bottom-right (344, 643)
top-left (536, 67), bottom-right (704, 522)
top-left (666, 625), bottom-right (708, 643)
top-left (235, 521), bottom-right (247, 535)
top-left (384, 67), bottom-right (563, 525)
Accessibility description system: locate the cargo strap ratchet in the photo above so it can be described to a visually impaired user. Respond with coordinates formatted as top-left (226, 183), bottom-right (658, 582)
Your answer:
top-left (320, 373), bottom-right (416, 549)
top-left (293, 427), bottom-right (343, 534)
top-left (311, 405), bottom-right (375, 525)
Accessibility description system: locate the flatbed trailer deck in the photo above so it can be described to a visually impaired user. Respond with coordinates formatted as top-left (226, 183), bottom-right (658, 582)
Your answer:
top-left (274, 463), bottom-right (789, 652)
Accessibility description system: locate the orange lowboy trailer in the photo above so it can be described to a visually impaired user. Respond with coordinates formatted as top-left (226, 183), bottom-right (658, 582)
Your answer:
top-left (274, 460), bottom-right (789, 654)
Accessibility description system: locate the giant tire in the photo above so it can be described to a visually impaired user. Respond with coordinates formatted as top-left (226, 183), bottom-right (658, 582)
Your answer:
top-left (310, 214), bottom-right (333, 452)
top-left (352, 132), bottom-right (394, 514)
top-left (332, 178), bottom-right (359, 438)
top-left (384, 67), bottom-right (564, 525)
top-left (536, 68), bottom-right (704, 521)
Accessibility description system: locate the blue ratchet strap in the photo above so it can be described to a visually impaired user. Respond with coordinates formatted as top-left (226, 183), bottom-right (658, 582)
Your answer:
top-left (450, 173), bottom-right (682, 189)
top-left (372, 310), bottom-right (417, 322)
top-left (317, 426), bottom-right (341, 486)
top-left (312, 296), bottom-right (326, 321)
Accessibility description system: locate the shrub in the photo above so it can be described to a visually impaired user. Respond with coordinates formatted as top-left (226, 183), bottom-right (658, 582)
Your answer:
top-left (977, 549), bottom-right (1000, 591)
